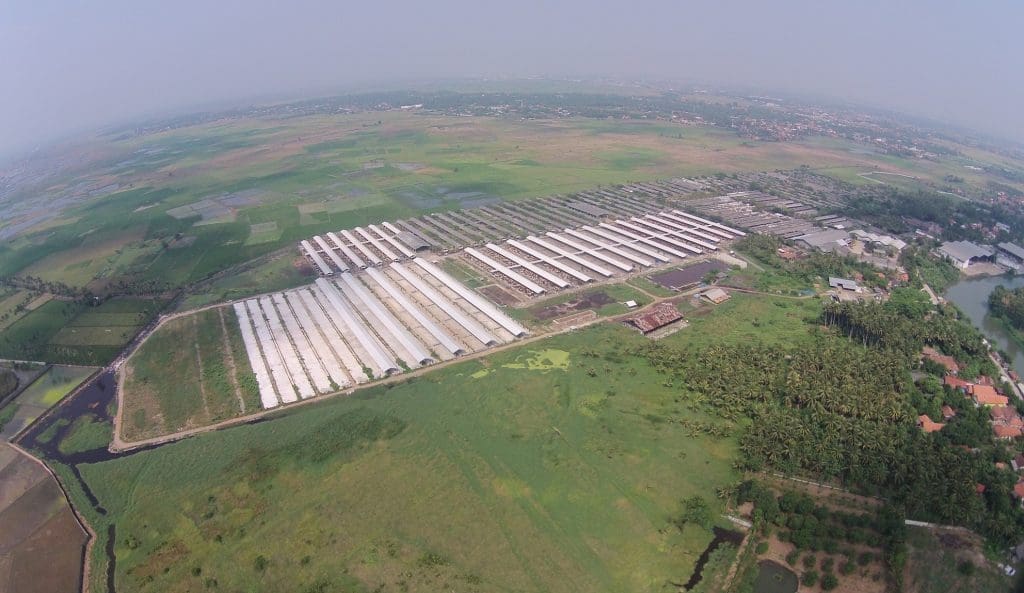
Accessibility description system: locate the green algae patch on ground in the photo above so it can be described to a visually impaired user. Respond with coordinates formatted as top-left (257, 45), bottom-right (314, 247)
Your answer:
top-left (502, 348), bottom-right (570, 371)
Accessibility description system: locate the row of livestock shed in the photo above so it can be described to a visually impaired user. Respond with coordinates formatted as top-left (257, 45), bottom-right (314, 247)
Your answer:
top-left (299, 223), bottom-right (426, 275)
top-left (299, 178), bottom-right (711, 272)
top-left (233, 259), bottom-right (527, 409)
top-left (456, 210), bottom-right (744, 298)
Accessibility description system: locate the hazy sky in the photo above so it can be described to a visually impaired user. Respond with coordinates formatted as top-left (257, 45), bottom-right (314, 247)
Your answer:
top-left (2, 0), bottom-right (1022, 156)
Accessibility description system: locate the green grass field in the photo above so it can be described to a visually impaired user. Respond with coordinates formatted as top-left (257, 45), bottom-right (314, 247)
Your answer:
top-left (0, 296), bottom-right (162, 365)
top-left (80, 323), bottom-right (740, 593)
top-left (121, 306), bottom-right (255, 441)
top-left (178, 252), bottom-right (316, 310)
top-left (0, 289), bottom-right (37, 330)
top-left (10, 108), bottom-right (1011, 302)
top-left (674, 293), bottom-right (822, 349)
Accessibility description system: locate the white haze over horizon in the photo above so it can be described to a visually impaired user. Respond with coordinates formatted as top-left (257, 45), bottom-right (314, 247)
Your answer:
top-left (2, 0), bottom-right (1023, 157)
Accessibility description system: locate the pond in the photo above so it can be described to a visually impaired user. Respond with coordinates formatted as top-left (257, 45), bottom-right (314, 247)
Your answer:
top-left (944, 274), bottom-right (1024, 375)
top-left (753, 560), bottom-right (798, 593)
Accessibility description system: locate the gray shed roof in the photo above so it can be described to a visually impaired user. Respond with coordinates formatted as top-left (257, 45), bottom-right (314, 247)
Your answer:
top-left (829, 277), bottom-right (859, 291)
top-left (796, 228), bottom-right (851, 249)
top-left (999, 242), bottom-right (1024, 261)
top-left (939, 240), bottom-right (992, 263)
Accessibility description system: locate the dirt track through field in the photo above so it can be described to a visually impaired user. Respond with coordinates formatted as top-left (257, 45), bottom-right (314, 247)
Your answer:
top-left (217, 307), bottom-right (246, 414)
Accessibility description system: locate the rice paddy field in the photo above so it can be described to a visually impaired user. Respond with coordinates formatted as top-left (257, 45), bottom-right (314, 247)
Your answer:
top-left (3, 108), bottom-right (990, 301)
top-left (0, 365), bottom-right (95, 440)
top-left (0, 296), bottom-right (164, 365)
top-left (0, 443), bottom-right (89, 593)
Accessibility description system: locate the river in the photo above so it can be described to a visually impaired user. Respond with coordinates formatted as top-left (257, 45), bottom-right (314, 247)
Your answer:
top-left (944, 274), bottom-right (1024, 375)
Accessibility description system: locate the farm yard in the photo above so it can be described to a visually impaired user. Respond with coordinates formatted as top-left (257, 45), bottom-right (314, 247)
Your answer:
top-left (121, 257), bottom-right (528, 440)
top-left (294, 179), bottom-right (745, 303)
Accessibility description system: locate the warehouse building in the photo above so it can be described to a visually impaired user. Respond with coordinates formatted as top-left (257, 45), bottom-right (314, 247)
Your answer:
top-left (938, 241), bottom-right (994, 270)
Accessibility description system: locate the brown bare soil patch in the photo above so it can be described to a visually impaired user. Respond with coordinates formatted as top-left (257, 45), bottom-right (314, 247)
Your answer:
top-left (477, 284), bottom-right (522, 306)
top-left (531, 291), bottom-right (614, 320)
top-left (0, 444), bottom-right (88, 593)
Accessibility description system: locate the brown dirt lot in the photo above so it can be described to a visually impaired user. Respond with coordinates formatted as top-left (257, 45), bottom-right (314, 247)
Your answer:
top-left (530, 291), bottom-right (615, 320)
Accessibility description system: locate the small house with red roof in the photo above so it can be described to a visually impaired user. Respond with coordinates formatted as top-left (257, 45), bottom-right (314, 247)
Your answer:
top-left (923, 347), bottom-right (960, 374)
top-left (917, 414), bottom-right (945, 433)
top-left (970, 384), bottom-right (1009, 407)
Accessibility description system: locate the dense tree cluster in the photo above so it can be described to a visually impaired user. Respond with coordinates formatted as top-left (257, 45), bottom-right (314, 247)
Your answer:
top-left (844, 186), bottom-right (1024, 243)
top-left (635, 299), bottom-right (1024, 545)
top-left (0, 369), bottom-right (18, 399)
top-left (734, 234), bottom-right (892, 289)
top-left (899, 246), bottom-right (961, 291)
top-left (989, 285), bottom-right (1024, 333)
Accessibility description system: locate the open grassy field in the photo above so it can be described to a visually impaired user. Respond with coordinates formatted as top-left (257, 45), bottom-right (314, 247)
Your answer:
top-left (179, 251), bottom-right (316, 310)
top-left (675, 292), bottom-right (822, 349)
top-left (905, 528), bottom-right (1012, 593)
top-left (81, 323), bottom-right (741, 593)
top-left (121, 306), bottom-right (257, 441)
top-left (8, 107), bottom-right (1012, 301)
top-left (0, 289), bottom-right (38, 331)
top-left (0, 296), bottom-right (163, 365)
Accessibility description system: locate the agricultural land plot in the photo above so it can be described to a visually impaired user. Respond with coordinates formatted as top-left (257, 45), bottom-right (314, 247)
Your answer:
top-left (0, 300), bottom-right (83, 363)
top-left (0, 365), bottom-right (96, 440)
top-left (0, 289), bottom-right (38, 331)
top-left (20, 226), bottom-right (153, 288)
top-left (178, 253), bottom-right (317, 310)
top-left (121, 307), bottom-right (255, 441)
top-left (667, 292), bottom-right (823, 350)
top-left (244, 221), bottom-right (282, 245)
top-left (51, 297), bottom-right (164, 349)
top-left (4, 110), bottom-right (997, 304)
top-left (0, 443), bottom-right (89, 593)
top-left (78, 323), bottom-right (740, 593)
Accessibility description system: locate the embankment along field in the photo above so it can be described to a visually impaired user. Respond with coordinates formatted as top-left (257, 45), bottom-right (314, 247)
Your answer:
top-left (78, 321), bottom-right (749, 593)
top-left (121, 306), bottom-right (259, 441)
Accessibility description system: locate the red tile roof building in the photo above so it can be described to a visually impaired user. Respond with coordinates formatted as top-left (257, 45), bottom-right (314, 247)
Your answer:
top-left (917, 415), bottom-right (945, 433)
top-left (991, 406), bottom-right (1024, 428)
top-left (994, 425), bottom-right (1023, 440)
top-left (970, 384), bottom-right (1009, 407)
top-left (923, 347), bottom-right (960, 374)
top-left (625, 302), bottom-right (684, 334)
